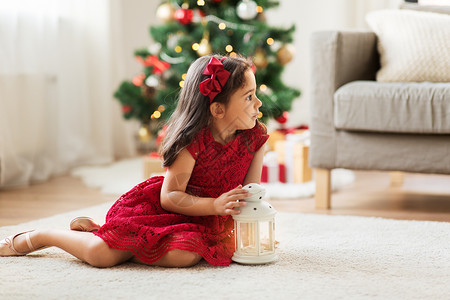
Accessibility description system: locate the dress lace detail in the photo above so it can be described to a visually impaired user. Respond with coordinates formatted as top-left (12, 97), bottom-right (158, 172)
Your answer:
top-left (94, 123), bottom-right (269, 266)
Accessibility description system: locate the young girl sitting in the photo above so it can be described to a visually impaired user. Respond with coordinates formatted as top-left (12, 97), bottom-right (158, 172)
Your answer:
top-left (0, 54), bottom-right (268, 268)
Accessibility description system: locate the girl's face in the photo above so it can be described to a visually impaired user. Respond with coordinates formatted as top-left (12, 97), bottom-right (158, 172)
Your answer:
top-left (222, 69), bottom-right (262, 131)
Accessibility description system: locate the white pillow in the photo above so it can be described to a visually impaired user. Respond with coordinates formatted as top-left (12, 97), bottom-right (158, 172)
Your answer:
top-left (366, 9), bottom-right (450, 82)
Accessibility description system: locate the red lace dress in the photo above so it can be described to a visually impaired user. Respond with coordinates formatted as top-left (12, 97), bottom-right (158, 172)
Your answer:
top-left (94, 123), bottom-right (268, 266)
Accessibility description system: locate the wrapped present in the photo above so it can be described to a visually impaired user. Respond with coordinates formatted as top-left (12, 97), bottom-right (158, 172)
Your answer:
top-left (274, 131), bottom-right (312, 183)
top-left (267, 125), bottom-right (309, 151)
top-left (261, 151), bottom-right (286, 183)
top-left (143, 152), bottom-right (166, 178)
top-left (267, 130), bottom-right (286, 151)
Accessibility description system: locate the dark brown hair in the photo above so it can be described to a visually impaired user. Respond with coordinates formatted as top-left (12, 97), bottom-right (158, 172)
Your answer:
top-left (160, 54), bottom-right (252, 167)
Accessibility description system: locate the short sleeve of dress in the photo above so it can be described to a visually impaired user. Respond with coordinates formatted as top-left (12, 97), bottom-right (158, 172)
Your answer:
top-left (186, 128), bottom-right (207, 160)
top-left (242, 122), bottom-right (269, 153)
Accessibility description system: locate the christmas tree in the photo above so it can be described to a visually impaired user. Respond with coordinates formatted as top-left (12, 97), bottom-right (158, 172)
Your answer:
top-left (114, 0), bottom-right (301, 142)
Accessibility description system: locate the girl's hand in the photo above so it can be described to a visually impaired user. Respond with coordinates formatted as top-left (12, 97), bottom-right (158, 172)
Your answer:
top-left (213, 185), bottom-right (248, 216)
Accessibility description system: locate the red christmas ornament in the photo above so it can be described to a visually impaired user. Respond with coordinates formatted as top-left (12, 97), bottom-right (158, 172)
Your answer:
top-left (276, 111), bottom-right (289, 124)
top-left (132, 73), bottom-right (145, 86)
top-left (122, 105), bottom-right (132, 114)
top-left (174, 8), bottom-right (193, 25)
top-left (136, 55), bottom-right (170, 74)
top-left (197, 8), bottom-right (206, 18)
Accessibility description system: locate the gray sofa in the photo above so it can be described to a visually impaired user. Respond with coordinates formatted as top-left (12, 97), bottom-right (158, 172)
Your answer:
top-left (309, 30), bottom-right (450, 209)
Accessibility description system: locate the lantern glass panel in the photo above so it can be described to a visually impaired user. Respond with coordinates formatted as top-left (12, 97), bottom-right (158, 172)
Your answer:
top-left (259, 220), bottom-right (274, 254)
top-left (239, 222), bottom-right (257, 255)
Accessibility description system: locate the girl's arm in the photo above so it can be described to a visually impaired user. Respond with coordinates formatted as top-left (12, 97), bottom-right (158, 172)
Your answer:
top-left (160, 148), bottom-right (248, 216)
top-left (242, 140), bottom-right (267, 186)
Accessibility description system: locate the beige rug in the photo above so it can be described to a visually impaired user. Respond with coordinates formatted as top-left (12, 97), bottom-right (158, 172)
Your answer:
top-left (1, 202), bottom-right (449, 300)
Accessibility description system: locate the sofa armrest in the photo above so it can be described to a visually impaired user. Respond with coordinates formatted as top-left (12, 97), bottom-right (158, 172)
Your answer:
top-left (311, 30), bottom-right (379, 90)
top-left (309, 30), bottom-right (379, 169)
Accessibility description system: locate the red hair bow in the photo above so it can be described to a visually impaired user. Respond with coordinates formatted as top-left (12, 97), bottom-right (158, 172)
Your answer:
top-left (198, 57), bottom-right (230, 102)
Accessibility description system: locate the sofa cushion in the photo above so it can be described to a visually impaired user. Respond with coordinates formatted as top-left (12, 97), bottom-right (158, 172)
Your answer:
top-left (334, 81), bottom-right (450, 134)
top-left (366, 9), bottom-right (450, 82)
top-left (400, 3), bottom-right (450, 15)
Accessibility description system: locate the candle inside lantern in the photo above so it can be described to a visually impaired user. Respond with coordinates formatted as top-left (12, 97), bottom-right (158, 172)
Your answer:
top-left (258, 221), bottom-right (274, 253)
top-left (238, 222), bottom-right (257, 254)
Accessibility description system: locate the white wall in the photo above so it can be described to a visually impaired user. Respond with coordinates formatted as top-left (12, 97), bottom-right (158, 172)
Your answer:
top-left (264, 0), bottom-right (402, 128)
top-left (120, 0), bottom-right (160, 78)
top-left (119, 0), bottom-right (402, 128)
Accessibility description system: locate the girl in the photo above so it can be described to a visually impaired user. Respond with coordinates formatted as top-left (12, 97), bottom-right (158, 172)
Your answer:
top-left (0, 54), bottom-right (268, 268)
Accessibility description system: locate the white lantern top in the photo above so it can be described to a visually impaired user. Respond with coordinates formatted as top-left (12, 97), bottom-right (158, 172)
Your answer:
top-left (233, 183), bottom-right (276, 221)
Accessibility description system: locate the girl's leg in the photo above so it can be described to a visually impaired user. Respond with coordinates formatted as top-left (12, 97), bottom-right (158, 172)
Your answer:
top-left (9, 229), bottom-right (134, 268)
top-left (8, 230), bottom-right (202, 268)
top-left (133, 249), bottom-right (202, 268)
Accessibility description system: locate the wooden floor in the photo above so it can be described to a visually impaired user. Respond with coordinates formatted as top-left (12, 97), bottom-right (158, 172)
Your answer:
top-left (0, 170), bottom-right (449, 227)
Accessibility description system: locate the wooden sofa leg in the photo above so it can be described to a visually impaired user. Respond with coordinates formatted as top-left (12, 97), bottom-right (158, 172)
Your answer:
top-left (315, 168), bottom-right (331, 209)
top-left (390, 171), bottom-right (404, 187)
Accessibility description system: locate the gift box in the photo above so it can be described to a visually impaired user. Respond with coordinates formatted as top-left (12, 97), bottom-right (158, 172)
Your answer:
top-left (143, 152), bottom-right (166, 179)
top-left (267, 130), bottom-right (286, 151)
top-left (267, 125), bottom-right (309, 151)
top-left (261, 151), bottom-right (286, 183)
top-left (274, 131), bottom-right (312, 183)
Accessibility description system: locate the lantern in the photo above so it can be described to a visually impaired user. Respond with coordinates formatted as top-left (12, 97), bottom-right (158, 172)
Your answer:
top-left (232, 183), bottom-right (277, 264)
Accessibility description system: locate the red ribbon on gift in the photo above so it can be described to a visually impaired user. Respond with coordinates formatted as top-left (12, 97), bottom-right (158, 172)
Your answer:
top-left (277, 125), bottom-right (309, 135)
top-left (261, 163), bottom-right (286, 183)
top-left (198, 57), bottom-right (230, 102)
top-left (149, 152), bottom-right (160, 158)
